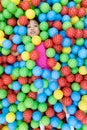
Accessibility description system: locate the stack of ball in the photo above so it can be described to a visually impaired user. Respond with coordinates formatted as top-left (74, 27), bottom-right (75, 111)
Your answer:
top-left (0, 0), bottom-right (87, 130)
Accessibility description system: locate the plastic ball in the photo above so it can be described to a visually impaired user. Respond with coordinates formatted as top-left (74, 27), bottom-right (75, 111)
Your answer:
top-left (47, 10), bottom-right (56, 21)
top-left (54, 102), bottom-right (63, 113)
top-left (32, 36), bottom-right (41, 46)
top-left (79, 66), bottom-right (87, 75)
top-left (53, 34), bottom-right (62, 44)
top-left (31, 0), bottom-right (40, 7)
top-left (32, 111), bottom-right (42, 121)
top-left (48, 27), bottom-right (58, 38)
top-left (12, 35), bottom-right (22, 44)
top-left (10, 0), bottom-right (20, 5)
top-left (54, 89), bottom-right (63, 100)
top-left (7, 2), bottom-right (17, 14)
top-left (25, 9), bottom-right (35, 19)
top-left (45, 107), bottom-right (55, 117)
top-left (40, 2), bottom-right (50, 13)
top-left (46, 48), bottom-right (56, 58)
top-left (34, 79), bottom-right (44, 89)
top-left (62, 123), bottom-right (71, 130)
top-left (20, 1), bottom-right (30, 10)
top-left (37, 92), bottom-right (47, 103)
top-left (78, 100), bottom-right (87, 112)
top-left (18, 16), bottom-right (28, 26)
top-left (6, 112), bottom-right (15, 123)
top-left (50, 116), bottom-right (60, 128)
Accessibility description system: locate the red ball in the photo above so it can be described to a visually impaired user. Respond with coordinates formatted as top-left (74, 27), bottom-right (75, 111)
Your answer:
top-left (81, 0), bottom-right (87, 8)
top-left (30, 50), bottom-right (39, 60)
top-left (53, 21), bottom-right (62, 31)
top-left (66, 27), bottom-right (75, 38)
top-left (20, 1), bottom-right (30, 10)
top-left (75, 73), bottom-right (83, 83)
top-left (61, 66), bottom-right (71, 76)
top-left (31, 75), bottom-right (37, 82)
top-left (62, 96), bottom-right (72, 106)
top-left (45, 125), bottom-right (52, 130)
top-left (58, 77), bottom-right (67, 87)
top-left (9, 34), bottom-right (14, 41)
top-left (7, 18), bottom-right (16, 27)
top-left (7, 93), bottom-right (16, 103)
top-left (18, 77), bottom-right (28, 84)
top-left (0, 3), bottom-right (2, 12)
top-left (23, 110), bottom-right (32, 123)
top-left (44, 39), bottom-right (53, 48)
top-left (2, 74), bottom-right (12, 85)
top-left (56, 111), bottom-right (65, 120)
top-left (0, 57), bottom-right (2, 64)
top-left (61, 6), bottom-right (68, 15)
top-left (68, 7), bottom-right (77, 17)
top-left (53, 34), bottom-right (62, 44)
top-left (66, 74), bottom-right (75, 83)
top-left (62, 87), bottom-right (72, 97)
top-left (28, 78), bottom-right (32, 84)
top-left (17, 55), bottom-right (22, 61)
top-left (84, 75), bottom-right (87, 80)
top-left (82, 116), bottom-right (87, 125)
top-left (75, 110), bottom-right (86, 121)
top-left (11, 44), bottom-right (17, 52)
top-left (83, 29), bottom-right (87, 38)
top-left (75, 29), bottom-right (83, 38)
top-left (0, 79), bottom-right (4, 88)
top-left (45, 107), bottom-right (55, 118)
top-left (7, 55), bottom-right (16, 64)
top-left (80, 80), bottom-right (87, 90)
top-left (78, 8), bottom-right (86, 17)
top-left (53, 44), bottom-right (62, 53)
top-left (31, 0), bottom-right (40, 6)
top-left (19, 16), bottom-right (28, 26)
top-left (2, 56), bottom-right (7, 63)
top-left (47, 21), bottom-right (53, 27)
top-left (28, 91), bottom-right (37, 99)
top-left (47, 58), bottom-right (56, 68)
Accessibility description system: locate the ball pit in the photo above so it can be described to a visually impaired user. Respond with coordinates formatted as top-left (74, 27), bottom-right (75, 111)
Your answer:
top-left (0, 0), bottom-right (87, 130)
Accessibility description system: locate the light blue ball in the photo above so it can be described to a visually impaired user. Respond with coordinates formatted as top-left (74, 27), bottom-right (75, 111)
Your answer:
top-left (12, 35), bottom-right (22, 44)
top-left (72, 45), bottom-right (80, 55)
top-left (44, 87), bottom-right (52, 96)
top-left (17, 45), bottom-right (25, 54)
top-left (68, 116), bottom-right (78, 127)
top-left (42, 69), bottom-right (51, 79)
top-left (13, 62), bottom-right (20, 68)
top-left (80, 89), bottom-right (87, 95)
top-left (32, 66), bottom-right (42, 76)
top-left (2, 107), bottom-right (9, 114)
top-left (34, 79), bottom-right (44, 89)
top-left (84, 18), bottom-right (87, 28)
top-left (62, 123), bottom-right (71, 130)
top-left (12, 81), bottom-right (21, 91)
top-left (18, 26), bottom-right (27, 36)
top-left (62, 15), bottom-right (70, 22)
top-left (48, 27), bottom-right (58, 37)
top-left (0, 114), bottom-right (6, 124)
top-left (51, 70), bottom-right (60, 80)
top-left (16, 111), bottom-right (23, 120)
top-left (47, 11), bottom-right (56, 21)
top-left (14, 26), bottom-right (19, 34)
top-left (32, 111), bottom-right (42, 121)
top-left (49, 81), bottom-right (58, 91)
top-left (37, 92), bottom-right (47, 103)
top-left (69, 53), bottom-right (75, 58)
top-left (78, 48), bottom-right (87, 59)
top-left (8, 121), bottom-right (17, 130)
top-left (52, 0), bottom-right (60, 3)
top-left (62, 38), bottom-right (71, 47)
top-left (67, 105), bottom-right (76, 114)
top-left (75, 121), bottom-right (82, 129)
top-left (77, 58), bottom-right (84, 67)
top-left (55, 14), bottom-right (62, 21)
top-left (54, 54), bottom-right (59, 61)
top-left (71, 92), bottom-right (80, 102)
top-left (68, 2), bottom-right (76, 8)
top-left (38, 13), bottom-right (47, 22)
top-left (54, 102), bottom-right (63, 112)
top-left (59, 30), bottom-right (66, 38)
top-left (20, 61), bottom-right (26, 68)
top-left (50, 117), bottom-right (60, 128)
top-left (84, 40), bottom-right (87, 48)
top-left (5, 65), bottom-right (13, 75)
top-left (2, 98), bottom-right (10, 107)
top-left (2, 39), bottom-right (12, 49)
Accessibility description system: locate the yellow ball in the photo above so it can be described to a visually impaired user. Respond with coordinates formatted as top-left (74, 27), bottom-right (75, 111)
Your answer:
top-left (0, 30), bottom-right (5, 38)
top-left (21, 51), bottom-right (30, 61)
top-left (0, 38), bottom-right (6, 46)
top-left (53, 62), bottom-right (61, 70)
top-left (2, 126), bottom-right (9, 130)
top-left (25, 9), bottom-right (35, 20)
top-left (53, 89), bottom-right (63, 100)
top-left (10, 0), bottom-right (20, 5)
top-left (6, 112), bottom-right (15, 123)
top-left (81, 95), bottom-right (87, 102)
top-left (71, 16), bottom-right (79, 25)
top-left (32, 36), bottom-right (41, 46)
top-left (62, 47), bottom-right (71, 54)
top-left (78, 101), bottom-right (87, 112)
top-left (79, 66), bottom-right (87, 75)
top-left (76, 4), bottom-right (81, 8)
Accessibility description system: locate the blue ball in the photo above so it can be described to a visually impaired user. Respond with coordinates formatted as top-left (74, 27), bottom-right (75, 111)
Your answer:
top-left (2, 39), bottom-right (12, 49)
top-left (38, 13), bottom-right (47, 22)
top-left (50, 117), bottom-right (60, 128)
top-left (0, 114), bottom-right (6, 124)
top-left (2, 107), bottom-right (9, 114)
top-left (69, 53), bottom-right (75, 58)
top-left (51, 70), bottom-right (60, 80)
top-left (54, 102), bottom-right (63, 113)
top-left (12, 35), bottom-right (22, 44)
top-left (62, 15), bottom-right (70, 22)
top-left (49, 81), bottom-right (58, 91)
top-left (71, 92), bottom-right (80, 102)
top-left (16, 112), bottom-right (23, 120)
top-left (20, 61), bottom-right (26, 68)
top-left (44, 87), bottom-right (52, 96)
top-left (47, 11), bottom-right (56, 21)
top-left (37, 92), bottom-right (47, 103)
top-left (62, 38), bottom-right (71, 47)
top-left (68, 116), bottom-right (78, 127)
top-left (48, 27), bottom-right (58, 38)
top-left (75, 121), bottom-right (82, 129)
top-left (52, 0), bottom-right (60, 3)
top-left (32, 111), bottom-right (42, 121)
top-left (32, 66), bottom-right (42, 76)
top-left (5, 65), bottom-right (13, 75)
top-left (12, 81), bottom-right (21, 91)
top-left (54, 54), bottom-right (59, 61)
top-left (68, 2), bottom-right (76, 8)
top-left (8, 121), bottom-right (17, 130)
top-left (13, 62), bottom-right (20, 68)
top-left (73, 101), bottom-right (79, 106)
top-left (62, 123), bottom-right (71, 130)
top-left (78, 48), bottom-right (87, 59)
top-left (42, 69), bottom-right (51, 79)
top-left (77, 58), bottom-right (84, 67)
top-left (84, 40), bottom-right (87, 48)
top-left (55, 14), bottom-right (62, 21)
top-left (17, 45), bottom-right (25, 54)
top-left (59, 30), bottom-right (66, 38)
top-left (72, 45), bottom-right (80, 55)
top-left (80, 89), bottom-right (87, 95)
top-left (2, 98), bottom-right (10, 107)
top-left (84, 18), bottom-right (87, 28)
top-left (18, 26), bottom-right (27, 36)
top-left (46, 0), bottom-right (52, 5)
top-left (62, 63), bottom-right (68, 67)
top-left (67, 105), bottom-right (76, 115)
top-left (14, 26), bottom-right (19, 34)
top-left (34, 79), bottom-right (44, 89)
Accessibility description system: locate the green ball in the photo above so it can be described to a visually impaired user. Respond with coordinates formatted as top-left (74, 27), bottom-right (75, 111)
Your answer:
top-left (48, 95), bottom-right (57, 105)
top-left (71, 67), bottom-right (78, 74)
top-left (57, 120), bottom-right (63, 129)
top-left (43, 80), bottom-right (49, 88)
top-left (34, 8), bottom-right (41, 17)
top-left (68, 58), bottom-right (77, 68)
top-left (52, 3), bottom-right (62, 13)
top-left (30, 120), bottom-right (39, 129)
top-left (15, 8), bottom-right (24, 18)
top-left (84, 59), bottom-right (87, 66)
top-left (39, 22), bottom-right (49, 31)
top-left (82, 125), bottom-right (87, 130)
top-left (61, 0), bottom-right (69, 5)
top-left (75, 21), bottom-right (84, 29)
top-left (17, 102), bottom-right (26, 112)
top-left (28, 70), bottom-right (32, 77)
top-left (76, 38), bottom-right (84, 46)
top-left (1, 0), bottom-right (10, 8)
top-left (20, 67), bottom-right (29, 77)
top-left (0, 22), bottom-right (7, 31)
top-left (40, 2), bottom-right (50, 13)
top-left (71, 82), bottom-right (80, 91)
top-left (74, 0), bottom-right (82, 3)
top-left (9, 104), bottom-right (17, 113)
top-left (3, 9), bottom-right (12, 19)
top-left (0, 101), bottom-right (2, 109)
top-left (24, 98), bottom-right (34, 108)
top-left (0, 13), bottom-right (5, 21)
top-left (38, 103), bottom-right (47, 112)
top-left (62, 22), bottom-right (72, 30)
top-left (22, 84), bottom-right (30, 94)
top-left (7, 2), bottom-right (17, 14)
top-left (1, 48), bottom-right (10, 55)
top-left (19, 122), bottom-right (28, 130)
top-left (0, 66), bottom-right (4, 75)
top-left (22, 36), bottom-right (32, 44)
top-left (17, 92), bottom-right (26, 102)
top-left (17, 121), bottom-right (23, 126)
top-left (25, 43), bottom-right (34, 52)
top-left (4, 25), bottom-right (13, 35)
top-left (30, 83), bottom-right (38, 92)
top-left (31, 100), bottom-right (38, 110)
top-left (12, 68), bottom-right (20, 78)
top-left (60, 53), bottom-right (69, 62)
top-left (40, 31), bottom-right (49, 41)
top-left (8, 84), bottom-right (12, 89)
top-left (41, 116), bottom-right (50, 126)
top-left (26, 60), bottom-right (35, 70)
top-left (46, 48), bottom-right (56, 58)
top-left (0, 89), bottom-right (7, 99)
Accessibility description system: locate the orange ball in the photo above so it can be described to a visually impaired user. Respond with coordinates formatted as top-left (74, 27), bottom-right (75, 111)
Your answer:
top-left (31, 0), bottom-right (40, 6)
